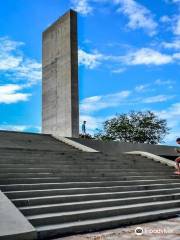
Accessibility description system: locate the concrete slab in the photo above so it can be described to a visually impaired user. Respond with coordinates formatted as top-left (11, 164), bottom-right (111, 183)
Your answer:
top-left (42, 10), bottom-right (79, 137)
top-left (0, 190), bottom-right (37, 240)
top-left (53, 135), bottom-right (99, 152)
top-left (70, 138), bottom-right (179, 157)
top-left (126, 151), bottom-right (176, 168)
top-left (54, 217), bottom-right (180, 240)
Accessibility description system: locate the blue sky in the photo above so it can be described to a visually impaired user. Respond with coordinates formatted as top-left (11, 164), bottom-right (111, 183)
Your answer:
top-left (0, 0), bottom-right (180, 145)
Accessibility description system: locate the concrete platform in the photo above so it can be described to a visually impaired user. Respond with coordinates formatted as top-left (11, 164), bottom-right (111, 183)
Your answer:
top-left (56, 217), bottom-right (180, 240)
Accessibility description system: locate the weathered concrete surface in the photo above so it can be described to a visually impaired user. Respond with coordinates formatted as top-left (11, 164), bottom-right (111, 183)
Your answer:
top-left (126, 151), bottom-right (176, 167)
top-left (0, 130), bottom-right (75, 151)
top-left (42, 10), bottom-right (79, 137)
top-left (70, 138), bottom-right (179, 157)
top-left (54, 217), bottom-right (180, 240)
top-left (0, 190), bottom-right (36, 240)
top-left (53, 135), bottom-right (99, 152)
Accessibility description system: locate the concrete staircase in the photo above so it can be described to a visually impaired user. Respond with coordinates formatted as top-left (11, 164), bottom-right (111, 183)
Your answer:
top-left (0, 131), bottom-right (180, 239)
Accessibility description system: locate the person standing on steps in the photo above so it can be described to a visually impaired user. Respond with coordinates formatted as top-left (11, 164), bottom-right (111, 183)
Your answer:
top-left (175, 138), bottom-right (180, 173)
top-left (82, 121), bottom-right (87, 138)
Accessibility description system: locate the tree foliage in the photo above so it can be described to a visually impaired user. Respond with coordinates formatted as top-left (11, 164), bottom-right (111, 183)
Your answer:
top-left (79, 133), bottom-right (94, 139)
top-left (94, 111), bottom-right (169, 144)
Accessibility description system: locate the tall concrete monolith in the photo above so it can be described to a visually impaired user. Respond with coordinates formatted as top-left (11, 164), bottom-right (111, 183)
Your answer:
top-left (42, 10), bottom-right (79, 137)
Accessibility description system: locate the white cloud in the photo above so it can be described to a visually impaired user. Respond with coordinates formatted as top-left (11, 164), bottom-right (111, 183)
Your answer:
top-left (172, 52), bottom-right (180, 59)
top-left (143, 95), bottom-right (175, 104)
top-left (171, 0), bottom-right (180, 3)
top-left (79, 46), bottom-right (180, 70)
top-left (0, 125), bottom-right (28, 132)
top-left (157, 103), bottom-right (180, 120)
top-left (0, 124), bottom-right (41, 132)
top-left (173, 16), bottom-right (180, 35)
top-left (155, 79), bottom-right (174, 86)
top-left (0, 37), bottom-right (42, 104)
top-left (112, 67), bottom-right (126, 74)
top-left (80, 113), bottom-right (116, 135)
top-left (0, 84), bottom-right (30, 104)
top-left (72, 0), bottom-right (157, 35)
top-left (160, 15), bottom-right (171, 23)
top-left (163, 0), bottom-right (180, 4)
top-left (0, 37), bottom-right (41, 86)
top-left (123, 48), bottom-right (173, 65)
top-left (80, 90), bottom-right (131, 113)
top-left (80, 79), bottom-right (176, 114)
top-left (154, 102), bottom-right (180, 144)
top-left (0, 56), bottom-right (22, 71)
top-left (80, 115), bottom-right (104, 133)
top-left (160, 3), bottom-right (180, 37)
top-left (135, 84), bottom-right (149, 92)
top-left (162, 39), bottom-right (180, 49)
top-left (72, 0), bottom-right (93, 15)
top-left (134, 80), bottom-right (175, 93)
top-left (0, 37), bottom-right (23, 70)
top-left (0, 37), bottom-right (24, 53)
top-left (80, 85), bottom-right (178, 141)
top-left (78, 48), bottom-right (103, 69)
top-left (14, 60), bottom-right (42, 86)
top-left (116, 0), bottom-right (158, 36)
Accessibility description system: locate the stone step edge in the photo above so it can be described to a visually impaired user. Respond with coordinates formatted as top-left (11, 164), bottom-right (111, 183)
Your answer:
top-left (27, 199), bottom-right (180, 220)
top-left (19, 192), bottom-right (180, 211)
top-left (126, 151), bottom-right (176, 168)
top-left (1, 178), bottom-right (179, 187)
top-left (36, 207), bottom-right (180, 233)
top-left (11, 187), bottom-right (180, 202)
top-left (4, 182), bottom-right (180, 195)
top-left (52, 135), bottom-right (99, 153)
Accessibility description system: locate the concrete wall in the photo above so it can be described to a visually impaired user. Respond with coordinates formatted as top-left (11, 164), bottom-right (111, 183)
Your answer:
top-left (70, 138), bottom-right (178, 157)
top-left (42, 10), bottom-right (79, 137)
top-left (0, 191), bottom-right (36, 240)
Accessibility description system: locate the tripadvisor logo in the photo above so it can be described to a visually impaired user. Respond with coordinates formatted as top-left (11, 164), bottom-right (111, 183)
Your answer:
top-left (135, 227), bottom-right (144, 236)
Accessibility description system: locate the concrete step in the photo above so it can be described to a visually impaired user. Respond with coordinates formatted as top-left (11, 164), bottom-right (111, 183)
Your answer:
top-left (20, 193), bottom-right (180, 216)
top-left (27, 200), bottom-right (180, 226)
top-left (12, 187), bottom-right (180, 207)
top-left (0, 161), bottom-right (172, 169)
top-left (0, 154), bottom-right (154, 159)
top-left (0, 167), bottom-right (173, 174)
top-left (0, 153), bottom-right (156, 160)
top-left (0, 175), bottom-right (178, 185)
top-left (0, 160), bottom-right (172, 167)
top-left (0, 153), bottom-right (147, 158)
top-left (0, 161), bottom-right (168, 171)
top-left (0, 171), bottom-right (174, 179)
top-left (0, 156), bottom-right (152, 162)
top-left (0, 173), bottom-right (54, 178)
top-left (0, 131), bottom-right (78, 151)
top-left (1, 178), bottom-right (179, 191)
top-left (0, 151), bottom-right (154, 159)
top-left (0, 150), bottom-right (98, 157)
top-left (0, 153), bottom-right (147, 161)
top-left (36, 207), bottom-right (180, 239)
top-left (5, 183), bottom-right (180, 199)
top-left (0, 159), bottom-right (170, 166)
top-left (0, 154), bottom-right (165, 162)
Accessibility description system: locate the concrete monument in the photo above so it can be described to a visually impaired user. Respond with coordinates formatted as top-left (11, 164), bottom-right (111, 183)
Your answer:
top-left (42, 10), bottom-right (79, 137)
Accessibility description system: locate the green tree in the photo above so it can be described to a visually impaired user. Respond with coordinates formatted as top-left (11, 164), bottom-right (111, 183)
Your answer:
top-left (94, 111), bottom-right (169, 144)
